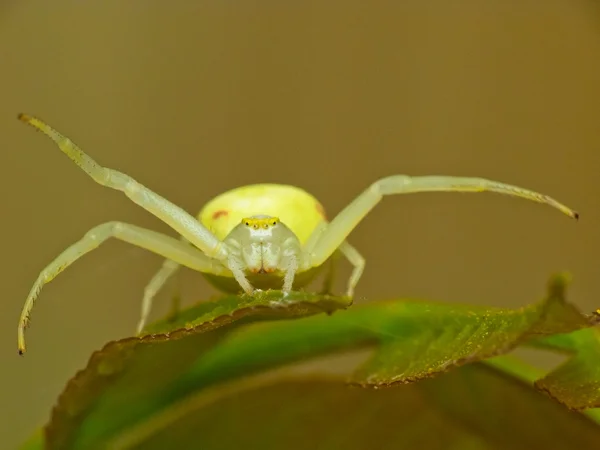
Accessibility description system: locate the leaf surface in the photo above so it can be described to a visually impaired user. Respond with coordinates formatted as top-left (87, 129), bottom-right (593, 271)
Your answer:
top-left (528, 324), bottom-right (600, 410)
top-left (31, 275), bottom-right (600, 449)
top-left (107, 363), bottom-right (600, 450)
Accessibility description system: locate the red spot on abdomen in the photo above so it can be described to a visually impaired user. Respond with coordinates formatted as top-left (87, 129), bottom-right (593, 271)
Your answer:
top-left (212, 209), bottom-right (229, 219)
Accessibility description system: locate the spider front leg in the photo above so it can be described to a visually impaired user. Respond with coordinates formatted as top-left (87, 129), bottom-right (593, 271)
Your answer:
top-left (17, 222), bottom-right (230, 354)
top-left (282, 252), bottom-right (299, 294)
top-left (140, 246), bottom-right (256, 329)
top-left (308, 174), bottom-right (578, 276)
top-left (18, 114), bottom-right (229, 263)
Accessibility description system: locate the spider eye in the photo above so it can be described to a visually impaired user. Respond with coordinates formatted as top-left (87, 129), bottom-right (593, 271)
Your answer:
top-left (272, 221), bottom-right (276, 225)
top-left (245, 221), bottom-right (249, 226)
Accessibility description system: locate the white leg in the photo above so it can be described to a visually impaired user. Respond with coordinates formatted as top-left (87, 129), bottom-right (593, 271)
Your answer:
top-left (280, 238), bottom-right (302, 294)
top-left (139, 236), bottom-right (196, 333)
top-left (309, 175), bottom-right (578, 267)
top-left (227, 256), bottom-right (255, 295)
top-left (139, 259), bottom-right (180, 333)
top-left (282, 255), bottom-right (299, 293)
top-left (305, 222), bottom-right (364, 297)
top-left (17, 221), bottom-right (228, 354)
top-left (339, 241), bottom-right (365, 297)
top-left (18, 114), bottom-right (228, 262)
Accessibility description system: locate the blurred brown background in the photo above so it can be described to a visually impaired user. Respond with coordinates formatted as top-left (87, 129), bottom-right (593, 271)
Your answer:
top-left (1, 0), bottom-right (600, 447)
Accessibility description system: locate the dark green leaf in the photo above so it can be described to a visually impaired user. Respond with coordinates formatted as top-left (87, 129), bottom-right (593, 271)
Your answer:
top-left (44, 290), bottom-right (351, 450)
top-left (527, 325), bottom-right (600, 410)
top-left (35, 274), bottom-right (599, 449)
top-left (107, 362), bottom-right (600, 450)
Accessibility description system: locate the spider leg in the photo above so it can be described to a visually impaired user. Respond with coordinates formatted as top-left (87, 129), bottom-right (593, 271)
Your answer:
top-left (315, 243), bottom-right (363, 298)
top-left (17, 221), bottom-right (228, 354)
top-left (282, 252), bottom-right (299, 293)
top-left (339, 241), bottom-right (365, 298)
top-left (139, 236), bottom-right (196, 333)
top-left (139, 258), bottom-right (180, 334)
top-left (303, 221), bottom-right (364, 297)
top-left (309, 174), bottom-right (578, 269)
top-left (18, 114), bottom-right (228, 262)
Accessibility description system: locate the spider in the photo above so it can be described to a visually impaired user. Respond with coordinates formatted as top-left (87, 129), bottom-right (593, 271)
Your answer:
top-left (16, 113), bottom-right (579, 354)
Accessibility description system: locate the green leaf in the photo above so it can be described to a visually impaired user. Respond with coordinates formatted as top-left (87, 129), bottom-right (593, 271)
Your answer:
top-left (33, 274), bottom-right (599, 449)
top-left (89, 362), bottom-right (600, 450)
top-left (527, 325), bottom-right (600, 410)
top-left (483, 354), bottom-right (600, 423)
top-left (141, 289), bottom-right (352, 335)
top-left (178, 274), bottom-right (596, 389)
top-left (44, 290), bottom-right (351, 450)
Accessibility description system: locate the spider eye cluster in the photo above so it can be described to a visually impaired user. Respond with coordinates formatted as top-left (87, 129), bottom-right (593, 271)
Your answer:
top-left (242, 217), bottom-right (280, 230)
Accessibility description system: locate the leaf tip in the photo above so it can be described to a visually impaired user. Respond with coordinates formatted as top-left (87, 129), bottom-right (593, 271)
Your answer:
top-left (547, 272), bottom-right (572, 300)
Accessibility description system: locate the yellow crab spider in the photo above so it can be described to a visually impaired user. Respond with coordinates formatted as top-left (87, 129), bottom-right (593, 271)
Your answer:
top-left (16, 113), bottom-right (579, 355)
